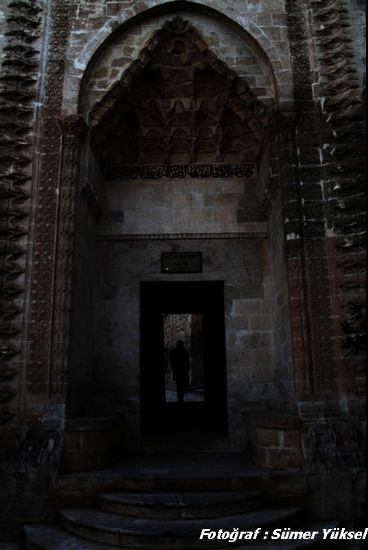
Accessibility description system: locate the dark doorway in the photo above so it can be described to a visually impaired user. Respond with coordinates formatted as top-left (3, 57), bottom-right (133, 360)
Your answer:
top-left (163, 313), bottom-right (205, 403)
top-left (140, 281), bottom-right (227, 436)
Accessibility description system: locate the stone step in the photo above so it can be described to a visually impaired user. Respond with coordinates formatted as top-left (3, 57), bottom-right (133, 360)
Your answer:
top-left (59, 505), bottom-right (301, 549)
top-left (97, 490), bottom-right (264, 519)
top-left (56, 455), bottom-right (307, 507)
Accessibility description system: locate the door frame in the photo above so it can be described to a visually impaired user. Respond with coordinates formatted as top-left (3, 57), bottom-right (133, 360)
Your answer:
top-left (140, 281), bottom-right (228, 436)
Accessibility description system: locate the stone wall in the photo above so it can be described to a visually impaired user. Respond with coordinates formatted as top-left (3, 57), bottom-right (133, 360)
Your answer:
top-left (62, 0), bottom-right (293, 115)
top-left (81, 10), bottom-right (275, 119)
top-left (90, 160), bottom-right (276, 452)
top-left (164, 314), bottom-right (191, 351)
top-left (99, 177), bottom-right (265, 236)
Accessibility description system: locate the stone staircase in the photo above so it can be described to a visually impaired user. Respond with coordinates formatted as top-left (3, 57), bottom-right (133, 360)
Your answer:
top-left (22, 454), bottom-right (341, 549)
top-left (24, 498), bottom-right (336, 549)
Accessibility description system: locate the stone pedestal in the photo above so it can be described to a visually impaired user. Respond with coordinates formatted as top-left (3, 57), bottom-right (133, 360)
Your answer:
top-left (245, 410), bottom-right (303, 470)
top-left (62, 415), bottom-right (124, 473)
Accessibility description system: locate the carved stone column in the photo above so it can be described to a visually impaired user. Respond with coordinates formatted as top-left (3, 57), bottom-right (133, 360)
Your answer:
top-left (50, 114), bottom-right (87, 397)
top-left (273, 111), bottom-right (313, 399)
top-left (284, 0), bottom-right (341, 411)
top-left (308, 0), bottom-right (366, 404)
top-left (26, 0), bottom-right (74, 401)
top-left (26, 113), bottom-right (86, 402)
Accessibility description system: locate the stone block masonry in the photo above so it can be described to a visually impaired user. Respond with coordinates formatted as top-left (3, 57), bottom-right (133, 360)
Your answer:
top-left (0, 0), bottom-right (365, 540)
top-left (98, 177), bottom-right (264, 236)
top-left (245, 410), bottom-right (303, 469)
top-left (62, 0), bottom-right (294, 115)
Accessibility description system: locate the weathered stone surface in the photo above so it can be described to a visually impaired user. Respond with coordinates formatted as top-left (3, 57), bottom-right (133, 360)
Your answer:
top-left (91, 18), bottom-right (269, 167)
top-left (0, 0), bottom-right (43, 423)
top-left (0, 0), bottom-right (365, 541)
top-left (74, 8), bottom-right (283, 118)
top-left (308, 0), bottom-right (366, 383)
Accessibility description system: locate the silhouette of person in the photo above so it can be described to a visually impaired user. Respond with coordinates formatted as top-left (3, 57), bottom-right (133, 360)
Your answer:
top-left (169, 340), bottom-right (190, 403)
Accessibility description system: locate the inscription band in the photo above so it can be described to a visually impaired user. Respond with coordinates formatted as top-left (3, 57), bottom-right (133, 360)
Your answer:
top-left (106, 163), bottom-right (256, 180)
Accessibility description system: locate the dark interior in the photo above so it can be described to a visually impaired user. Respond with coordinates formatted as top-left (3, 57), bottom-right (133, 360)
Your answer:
top-left (140, 281), bottom-right (227, 436)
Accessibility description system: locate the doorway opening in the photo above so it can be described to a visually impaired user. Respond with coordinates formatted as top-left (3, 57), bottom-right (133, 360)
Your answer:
top-left (140, 281), bottom-right (227, 437)
top-left (163, 313), bottom-right (204, 403)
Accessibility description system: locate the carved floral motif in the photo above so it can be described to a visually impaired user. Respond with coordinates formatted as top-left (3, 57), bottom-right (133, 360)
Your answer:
top-left (310, 0), bottom-right (366, 370)
top-left (0, 0), bottom-right (43, 424)
top-left (27, 0), bottom-right (75, 396)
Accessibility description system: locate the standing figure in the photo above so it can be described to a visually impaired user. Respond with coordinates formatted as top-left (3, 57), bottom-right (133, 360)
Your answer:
top-left (169, 340), bottom-right (190, 403)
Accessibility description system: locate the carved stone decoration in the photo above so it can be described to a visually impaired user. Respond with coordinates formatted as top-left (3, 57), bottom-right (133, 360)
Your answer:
top-left (310, 1), bottom-right (366, 372)
top-left (302, 420), bottom-right (364, 472)
top-left (106, 163), bottom-right (256, 180)
top-left (278, 122), bottom-right (312, 397)
top-left (91, 17), bottom-right (269, 168)
top-left (262, 110), bottom-right (298, 214)
top-left (26, 0), bottom-right (75, 396)
top-left (0, 0), bottom-right (43, 423)
top-left (50, 114), bottom-right (87, 395)
top-left (284, 0), bottom-right (336, 396)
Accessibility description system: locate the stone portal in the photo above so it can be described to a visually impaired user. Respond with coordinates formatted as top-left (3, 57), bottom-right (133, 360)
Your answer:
top-left (68, 16), bottom-right (282, 452)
